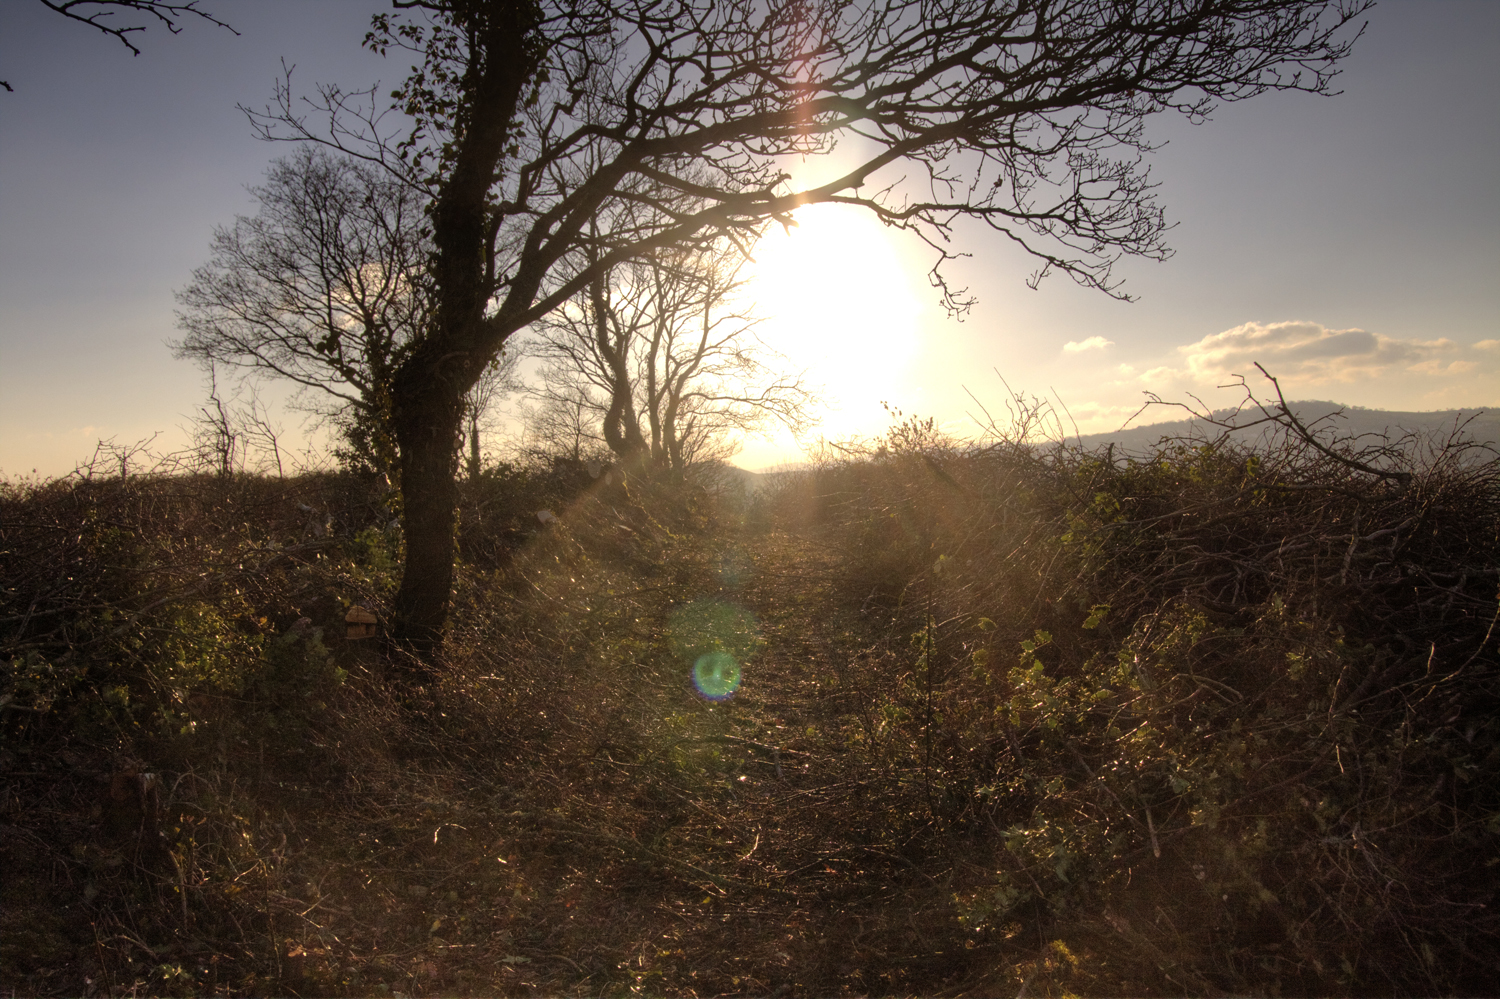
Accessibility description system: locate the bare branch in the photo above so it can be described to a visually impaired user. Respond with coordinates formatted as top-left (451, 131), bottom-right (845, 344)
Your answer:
top-left (37, 0), bottom-right (235, 57)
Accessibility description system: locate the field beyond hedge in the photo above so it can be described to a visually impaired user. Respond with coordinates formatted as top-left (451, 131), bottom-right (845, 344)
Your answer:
top-left (2, 407), bottom-right (1497, 997)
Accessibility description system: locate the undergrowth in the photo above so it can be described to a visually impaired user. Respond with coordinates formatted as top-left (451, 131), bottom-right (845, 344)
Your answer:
top-left (2, 399), bottom-right (1496, 996)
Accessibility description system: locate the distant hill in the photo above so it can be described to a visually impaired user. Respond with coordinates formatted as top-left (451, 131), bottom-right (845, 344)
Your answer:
top-left (716, 464), bottom-right (801, 494)
top-left (1073, 401), bottom-right (1500, 455)
top-left (714, 403), bottom-right (1499, 482)
top-left (717, 464), bottom-right (765, 494)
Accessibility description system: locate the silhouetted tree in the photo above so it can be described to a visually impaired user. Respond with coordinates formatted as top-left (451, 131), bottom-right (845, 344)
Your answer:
top-left (462, 350), bottom-right (521, 480)
top-left (174, 147), bottom-right (432, 479)
top-left (249, 0), bottom-right (1369, 658)
top-left (522, 385), bottom-right (613, 466)
top-left (530, 238), bottom-right (813, 475)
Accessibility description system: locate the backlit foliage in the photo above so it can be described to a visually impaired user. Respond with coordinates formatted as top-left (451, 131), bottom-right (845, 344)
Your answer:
top-left (2, 399), bottom-right (1495, 994)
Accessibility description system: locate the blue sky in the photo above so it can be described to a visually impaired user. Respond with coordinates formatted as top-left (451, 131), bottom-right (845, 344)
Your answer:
top-left (2, 1), bottom-right (1496, 476)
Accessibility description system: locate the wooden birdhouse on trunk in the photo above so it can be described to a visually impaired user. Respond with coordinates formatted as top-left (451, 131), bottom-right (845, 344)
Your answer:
top-left (345, 604), bottom-right (379, 640)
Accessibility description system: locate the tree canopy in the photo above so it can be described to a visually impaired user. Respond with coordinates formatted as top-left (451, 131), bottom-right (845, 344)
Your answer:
top-left (250, 0), bottom-right (1370, 655)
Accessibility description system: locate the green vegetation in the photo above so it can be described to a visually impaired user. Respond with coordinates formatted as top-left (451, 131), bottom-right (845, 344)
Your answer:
top-left (2, 407), bottom-right (1496, 996)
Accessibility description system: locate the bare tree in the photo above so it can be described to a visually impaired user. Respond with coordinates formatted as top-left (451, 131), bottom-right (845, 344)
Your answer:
top-left (529, 238), bottom-right (814, 475)
top-left (249, 0), bottom-right (1369, 655)
top-left (521, 384), bottom-right (613, 465)
top-left (462, 347), bottom-right (523, 480)
top-left (174, 146), bottom-right (432, 478)
top-left (186, 367), bottom-right (286, 478)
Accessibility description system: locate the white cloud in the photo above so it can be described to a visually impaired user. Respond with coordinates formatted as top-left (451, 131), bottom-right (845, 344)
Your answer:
top-left (1063, 335), bottom-right (1114, 353)
top-left (1474, 339), bottom-right (1500, 351)
top-left (1140, 365), bottom-right (1183, 385)
top-left (1178, 320), bottom-right (1459, 384)
top-left (1410, 358), bottom-right (1477, 376)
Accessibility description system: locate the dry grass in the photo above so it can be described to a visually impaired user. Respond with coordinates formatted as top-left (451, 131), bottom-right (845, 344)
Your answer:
top-left (2, 401), bottom-right (1497, 996)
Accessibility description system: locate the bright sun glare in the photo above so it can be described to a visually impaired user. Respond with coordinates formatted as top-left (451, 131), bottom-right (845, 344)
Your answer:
top-left (747, 204), bottom-right (924, 430)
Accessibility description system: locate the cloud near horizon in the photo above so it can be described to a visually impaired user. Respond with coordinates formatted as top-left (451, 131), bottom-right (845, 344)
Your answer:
top-left (1063, 335), bottom-right (1114, 353)
top-left (1179, 321), bottom-right (1462, 384)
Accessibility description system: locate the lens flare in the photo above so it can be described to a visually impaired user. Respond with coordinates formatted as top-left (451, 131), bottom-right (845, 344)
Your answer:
top-left (669, 599), bottom-right (760, 702)
top-left (693, 651), bottom-right (742, 700)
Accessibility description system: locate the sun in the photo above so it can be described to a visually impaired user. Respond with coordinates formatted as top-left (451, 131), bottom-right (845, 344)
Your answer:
top-left (746, 204), bottom-right (925, 424)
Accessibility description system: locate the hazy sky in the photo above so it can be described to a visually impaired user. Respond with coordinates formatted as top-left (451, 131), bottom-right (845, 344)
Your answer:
top-left (2, 0), bottom-right (1496, 476)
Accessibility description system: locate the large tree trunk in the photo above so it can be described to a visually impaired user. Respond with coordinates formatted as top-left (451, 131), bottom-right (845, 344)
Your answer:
top-left (592, 279), bottom-right (650, 465)
top-left (387, 3), bottom-right (541, 663)
top-left (391, 380), bottom-right (465, 656)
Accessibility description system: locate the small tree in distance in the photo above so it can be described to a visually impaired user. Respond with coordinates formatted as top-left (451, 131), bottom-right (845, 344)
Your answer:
top-left (528, 238), bottom-right (816, 476)
top-left (175, 147), bottom-right (431, 479)
top-left (522, 384), bottom-right (614, 467)
top-left (175, 146), bottom-right (520, 478)
top-left (462, 349), bottom-right (521, 480)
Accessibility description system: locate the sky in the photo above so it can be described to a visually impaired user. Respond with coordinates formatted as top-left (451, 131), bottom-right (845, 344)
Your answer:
top-left (2, 0), bottom-right (1496, 477)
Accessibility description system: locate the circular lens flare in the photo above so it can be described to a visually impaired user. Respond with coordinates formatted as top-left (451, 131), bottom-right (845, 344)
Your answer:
top-left (693, 651), bottom-right (742, 701)
top-left (670, 599), bottom-right (758, 702)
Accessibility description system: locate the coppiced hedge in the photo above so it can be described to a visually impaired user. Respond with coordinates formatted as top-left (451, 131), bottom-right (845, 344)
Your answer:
top-left (767, 402), bottom-right (1499, 993)
top-left (2, 404), bottom-right (1495, 996)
